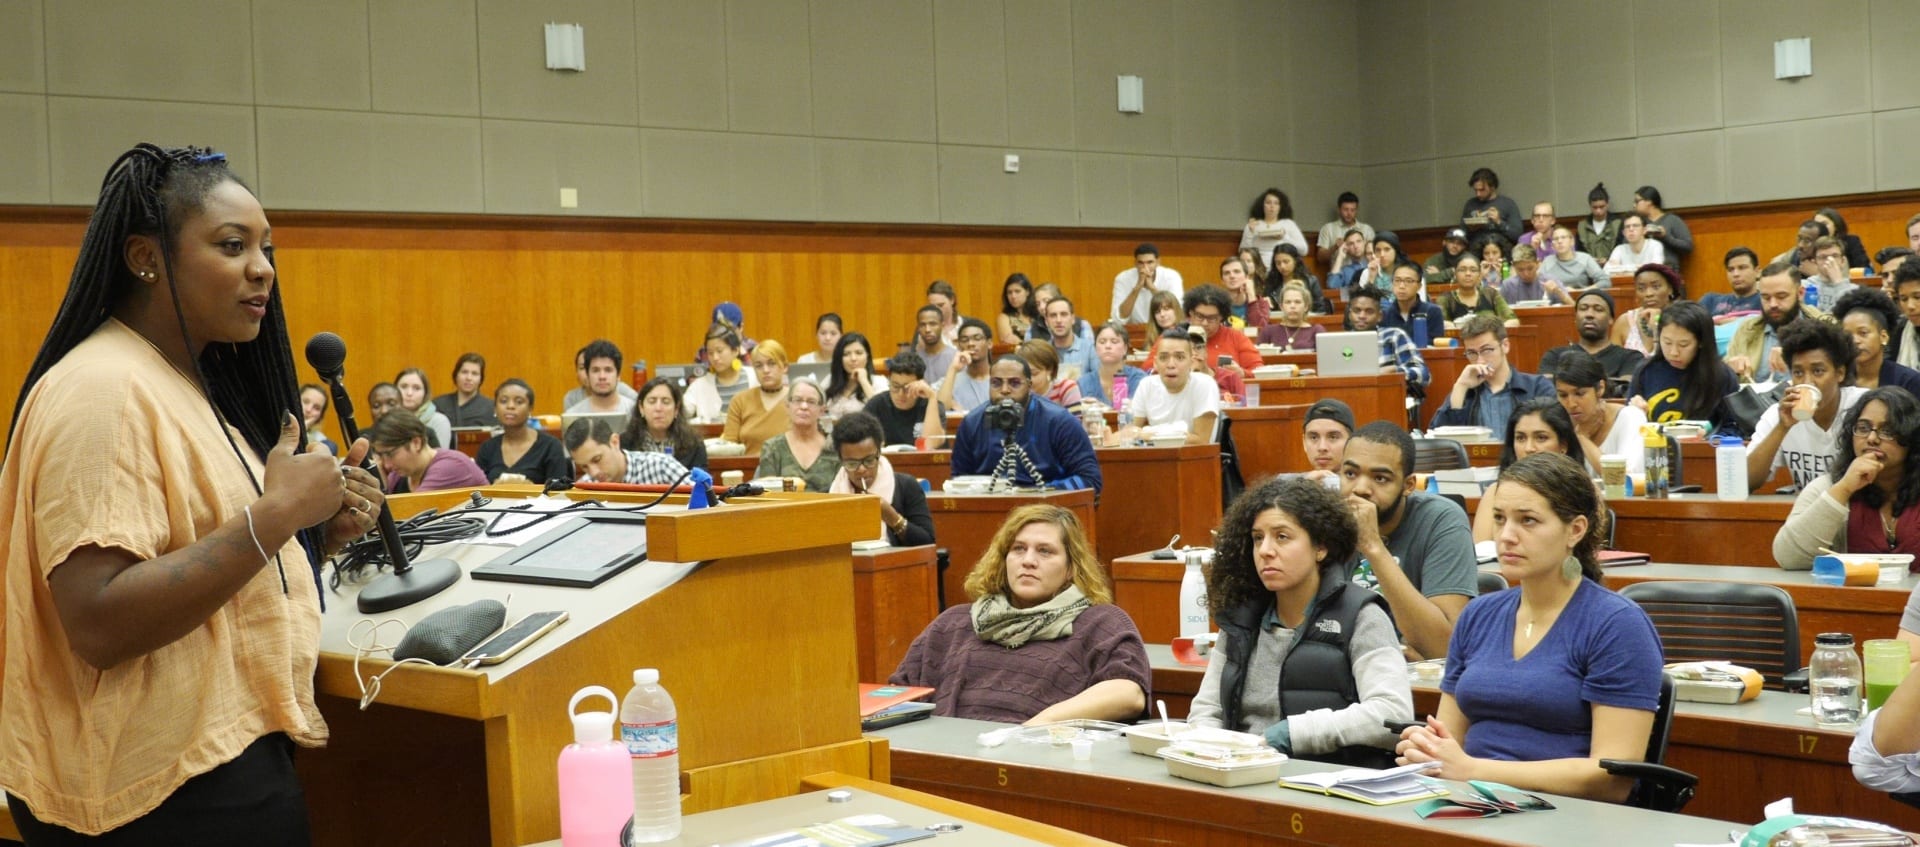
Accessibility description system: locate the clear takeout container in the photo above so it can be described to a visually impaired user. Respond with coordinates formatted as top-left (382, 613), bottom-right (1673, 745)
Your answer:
top-left (1157, 733), bottom-right (1287, 787)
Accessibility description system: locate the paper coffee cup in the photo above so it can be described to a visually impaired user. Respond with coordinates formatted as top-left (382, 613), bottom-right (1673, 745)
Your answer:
top-left (1793, 385), bottom-right (1820, 422)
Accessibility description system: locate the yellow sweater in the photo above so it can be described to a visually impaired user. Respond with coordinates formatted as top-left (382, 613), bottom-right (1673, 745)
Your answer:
top-left (723, 387), bottom-right (789, 455)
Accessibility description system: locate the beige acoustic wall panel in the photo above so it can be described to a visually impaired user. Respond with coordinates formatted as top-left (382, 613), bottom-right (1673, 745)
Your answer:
top-left (814, 140), bottom-right (938, 223)
top-left (0, 0), bottom-right (45, 93)
top-left (933, 0), bottom-right (1008, 146)
top-left (1070, 0), bottom-right (1175, 155)
top-left (481, 119), bottom-right (641, 216)
top-left (0, 94), bottom-right (49, 203)
top-left (1632, 0), bottom-right (1721, 135)
top-left (46, 98), bottom-right (256, 205)
top-left (1233, 2), bottom-right (1291, 164)
top-left (1177, 158), bottom-right (1291, 232)
top-left (936, 146), bottom-right (1076, 225)
top-left (1358, 0), bottom-right (1433, 165)
top-left (1869, 0), bottom-right (1920, 111)
top-left (45, 0), bottom-right (253, 104)
top-left (477, 0), bottom-right (639, 125)
top-left (256, 109), bottom-right (482, 213)
top-left (1635, 130), bottom-right (1726, 208)
top-left (1291, 165), bottom-right (1366, 238)
top-left (811, 0), bottom-right (937, 142)
top-left (1169, 0), bottom-right (1248, 162)
top-left (637, 0), bottom-right (729, 130)
top-left (1005, 0), bottom-right (1075, 149)
top-left (642, 129), bottom-right (816, 220)
top-left (1549, 0), bottom-right (1636, 145)
top-left (1720, 1), bottom-right (1870, 127)
top-left (253, 1), bottom-right (371, 110)
top-left (1873, 109), bottom-right (1920, 190)
top-left (1725, 115), bottom-right (1874, 203)
top-left (726, 0), bottom-right (813, 135)
top-left (1287, 0), bottom-right (1359, 166)
top-left (1428, 0), bottom-right (1547, 158)
top-left (1075, 153), bottom-right (1179, 228)
top-left (370, 0), bottom-right (480, 116)
top-left (1362, 159), bottom-right (1438, 232)
top-left (1551, 140), bottom-right (1636, 220)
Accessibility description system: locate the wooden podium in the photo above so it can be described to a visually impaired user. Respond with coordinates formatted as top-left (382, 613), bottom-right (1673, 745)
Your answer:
top-left (299, 487), bottom-right (880, 847)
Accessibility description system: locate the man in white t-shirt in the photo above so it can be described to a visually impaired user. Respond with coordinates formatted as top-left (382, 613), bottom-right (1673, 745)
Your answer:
top-left (1105, 324), bottom-right (1219, 446)
top-left (1111, 242), bottom-right (1185, 324)
top-left (1746, 319), bottom-right (1863, 491)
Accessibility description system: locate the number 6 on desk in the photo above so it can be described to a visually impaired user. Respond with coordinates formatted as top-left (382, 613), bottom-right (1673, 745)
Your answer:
top-left (1291, 812), bottom-right (1304, 834)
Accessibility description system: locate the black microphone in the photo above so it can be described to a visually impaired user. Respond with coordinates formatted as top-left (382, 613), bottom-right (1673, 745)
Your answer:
top-left (305, 332), bottom-right (461, 613)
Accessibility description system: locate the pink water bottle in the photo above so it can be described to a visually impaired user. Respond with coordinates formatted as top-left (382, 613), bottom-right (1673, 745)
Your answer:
top-left (559, 686), bottom-right (634, 846)
top-left (1111, 374), bottom-right (1129, 409)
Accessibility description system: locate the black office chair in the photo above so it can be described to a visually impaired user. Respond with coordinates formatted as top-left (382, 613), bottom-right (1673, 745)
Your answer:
top-left (1619, 581), bottom-right (1801, 690)
top-left (1216, 413), bottom-right (1246, 507)
top-left (1475, 570), bottom-right (1508, 595)
top-left (1600, 677), bottom-right (1699, 812)
top-left (1602, 506), bottom-right (1618, 550)
top-left (1411, 437), bottom-right (1469, 473)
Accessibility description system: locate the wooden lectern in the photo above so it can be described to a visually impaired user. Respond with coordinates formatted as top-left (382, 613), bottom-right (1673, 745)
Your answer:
top-left (299, 487), bottom-right (881, 847)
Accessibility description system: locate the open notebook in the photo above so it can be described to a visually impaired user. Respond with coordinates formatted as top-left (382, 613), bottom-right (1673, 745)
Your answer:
top-left (1280, 762), bottom-right (1447, 805)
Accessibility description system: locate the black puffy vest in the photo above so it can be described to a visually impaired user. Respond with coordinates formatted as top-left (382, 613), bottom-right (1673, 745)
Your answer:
top-left (1216, 563), bottom-right (1395, 769)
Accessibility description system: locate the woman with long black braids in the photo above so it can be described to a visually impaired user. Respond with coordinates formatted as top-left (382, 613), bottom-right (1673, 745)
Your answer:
top-left (0, 144), bottom-right (380, 842)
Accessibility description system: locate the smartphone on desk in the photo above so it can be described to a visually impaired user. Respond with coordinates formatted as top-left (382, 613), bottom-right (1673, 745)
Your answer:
top-left (462, 610), bottom-right (568, 667)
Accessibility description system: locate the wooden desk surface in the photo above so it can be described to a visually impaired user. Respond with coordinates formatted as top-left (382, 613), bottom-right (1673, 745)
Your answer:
top-left (1466, 493), bottom-right (1795, 567)
top-left (878, 716), bottom-right (1739, 847)
top-left (852, 545), bottom-right (940, 684)
top-left (1140, 645), bottom-right (1920, 830)
top-left (1225, 403), bottom-right (1310, 481)
top-left (1252, 372), bottom-right (1405, 430)
top-left (522, 774), bottom-right (1118, 846)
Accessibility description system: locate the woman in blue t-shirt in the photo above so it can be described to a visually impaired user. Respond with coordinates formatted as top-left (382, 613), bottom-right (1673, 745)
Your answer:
top-left (1395, 453), bottom-right (1664, 803)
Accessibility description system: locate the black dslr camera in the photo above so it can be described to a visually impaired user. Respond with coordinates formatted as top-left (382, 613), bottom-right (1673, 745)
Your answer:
top-left (984, 398), bottom-right (1024, 434)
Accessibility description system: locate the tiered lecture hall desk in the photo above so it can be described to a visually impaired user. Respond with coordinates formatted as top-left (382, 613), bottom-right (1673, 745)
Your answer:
top-left (298, 486), bottom-right (884, 847)
top-left (1141, 646), bottom-right (1920, 832)
top-left (521, 775), bottom-right (1122, 847)
top-left (876, 714), bottom-right (1745, 847)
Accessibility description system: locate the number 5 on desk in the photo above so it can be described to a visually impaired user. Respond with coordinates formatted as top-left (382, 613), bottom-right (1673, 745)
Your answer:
top-left (997, 767), bottom-right (1009, 786)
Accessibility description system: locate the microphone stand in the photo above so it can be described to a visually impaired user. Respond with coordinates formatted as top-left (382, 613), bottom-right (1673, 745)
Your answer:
top-left (319, 375), bottom-right (461, 613)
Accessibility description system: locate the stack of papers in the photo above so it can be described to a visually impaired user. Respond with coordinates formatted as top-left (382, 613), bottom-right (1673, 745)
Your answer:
top-left (1280, 762), bottom-right (1447, 805)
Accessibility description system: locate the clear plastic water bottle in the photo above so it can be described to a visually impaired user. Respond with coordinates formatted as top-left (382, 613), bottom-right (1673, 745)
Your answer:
top-left (1640, 425), bottom-right (1668, 499)
top-left (620, 669), bottom-right (682, 843)
top-left (1713, 434), bottom-right (1747, 501)
top-left (1810, 633), bottom-right (1863, 728)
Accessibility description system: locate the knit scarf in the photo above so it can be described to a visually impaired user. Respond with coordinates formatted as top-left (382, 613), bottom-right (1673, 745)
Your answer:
top-left (971, 585), bottom-right (1090, 648)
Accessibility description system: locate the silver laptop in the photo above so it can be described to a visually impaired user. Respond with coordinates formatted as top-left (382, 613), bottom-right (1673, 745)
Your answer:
top-left (1315, 331), bottom-right (1380, 377)
top-left (788, 362), bottom-right (832, 386)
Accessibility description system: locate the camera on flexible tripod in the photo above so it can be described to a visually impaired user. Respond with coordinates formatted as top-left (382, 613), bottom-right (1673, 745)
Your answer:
top-left (985, 398), bottom-right (1024, 434)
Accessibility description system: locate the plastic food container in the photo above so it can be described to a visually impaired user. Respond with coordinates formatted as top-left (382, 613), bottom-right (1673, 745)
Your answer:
top-left (1813, 554), bottom-right (1912, 586)
top-left (1158, 736), bottom-right (1287, 787)
top-left (1120, 721), bottom-right (1189, 757)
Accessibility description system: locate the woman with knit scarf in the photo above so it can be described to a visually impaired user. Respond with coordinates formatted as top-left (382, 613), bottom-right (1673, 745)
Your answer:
top-left (889, 505), bottom-right (1151, 724)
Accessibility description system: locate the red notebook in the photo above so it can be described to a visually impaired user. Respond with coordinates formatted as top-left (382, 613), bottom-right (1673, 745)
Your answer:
top-left (859, 684), bottom-right (936, 717)
top-left (1598, 550), bottom-right (1651, 567)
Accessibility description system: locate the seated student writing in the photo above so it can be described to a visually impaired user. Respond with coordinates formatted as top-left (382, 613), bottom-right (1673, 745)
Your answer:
top-left (829, 411), bottom-right (935, 547)
top-left (563, 417), bottom-right (690, 486)
top-left (1186, 477), bottom-right (1413, 766)
top-left (367, 412), bottom-right (488, 494)
top-left (1774, 387), bottom-right (1920, 571)
top-left (474, 379), bottom-right (572, 485)
top-left (1397, 453), bottom-right (1664, 803)
top-left (889, 505), bottom-right (1150, 724)
top-left (1105, 323), bottom-right (1219, 446)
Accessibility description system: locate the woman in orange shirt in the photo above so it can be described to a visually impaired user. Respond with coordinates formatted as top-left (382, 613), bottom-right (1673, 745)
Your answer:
top-left (0, 145), bottom-right (378, 842)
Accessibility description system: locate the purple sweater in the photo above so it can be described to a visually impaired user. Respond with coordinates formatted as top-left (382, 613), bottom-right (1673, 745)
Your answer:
top-left (889, 603), bottom-right (1152, 724)
top-left (387, 448), bottom-right (490, 494)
